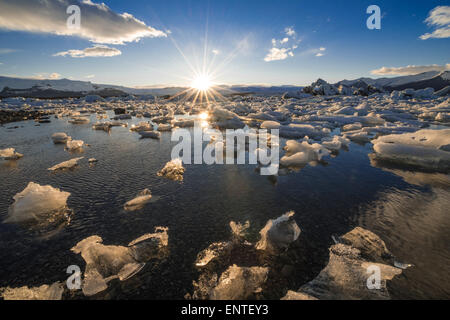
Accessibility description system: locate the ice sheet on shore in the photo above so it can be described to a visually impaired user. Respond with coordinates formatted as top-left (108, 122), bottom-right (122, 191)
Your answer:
top-left (48, 157), bottom-right (84, 171)
top-left (5, 182), bottom-right (71, 223)
top-left (157, 159), bottom-right (185, 181)
top-left (71, 227), bottom-right (169, 296)
top-left (371, 129), bottom-right (450, 171)
top-left (124, 189), bottom-right (152, 211)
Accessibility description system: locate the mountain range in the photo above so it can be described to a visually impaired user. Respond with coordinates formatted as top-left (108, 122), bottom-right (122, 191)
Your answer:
top-left (0, 70), bottom-right (449, 99)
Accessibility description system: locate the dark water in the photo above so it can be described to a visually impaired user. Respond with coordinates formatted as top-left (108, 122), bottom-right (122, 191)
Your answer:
top-left (0, 112), bottom-right (449, 299)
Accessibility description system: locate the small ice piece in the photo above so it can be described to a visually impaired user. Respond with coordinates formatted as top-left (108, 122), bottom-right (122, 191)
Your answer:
top-left (51, 133), bottom-right (71, 144)
top-left (321, 135), bottom-right (350, 152)
top-left (130, 122), bottom-right (152, 132)
top-left (66, 139), bottom-right (84, 151)
top-left (88, 158), bottom-right (98, 163)
top-left (260, 121), bottom-right (281, 130)
top-left (48, 157), bottom-right (84, 171)
top-left (209, 265), bottom-right (269, 300)
top-left (0, 148), bottom-right (23, 160)
top-left (92, 122), bottom-right (112, 131)
top-left (71, 227), bottom-right (169, 296)
top-left (157, 159), bottom-right (185, 181)
top-left (124, 189), bottom-right (152, 211)
top-left (157, 123), bottom-right (172, 132)
top-left (0, 282), bottom-right (64, 300)
top-left (138, 131), bottom-right (161, 139)
top-left (256, 211), bottom-right (301, 253)
top-left (68, 116), bottom-right (90, 124)
top-left (281, 141), bottom-right (330, 167)
top-left (342, 122), bottom-right (362, 132)
top-left (5, 182), bottom-right (71, 223)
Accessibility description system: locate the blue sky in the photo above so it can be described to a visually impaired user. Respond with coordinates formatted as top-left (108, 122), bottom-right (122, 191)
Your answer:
top-left (0, 0), bottom-right (449, 87)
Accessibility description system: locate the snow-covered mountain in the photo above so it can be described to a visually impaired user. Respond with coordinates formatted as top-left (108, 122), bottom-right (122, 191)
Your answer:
top-left (337, 71), bottom-right (449, 91)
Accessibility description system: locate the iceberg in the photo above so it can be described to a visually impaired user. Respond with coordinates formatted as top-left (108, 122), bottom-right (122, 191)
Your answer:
top-left (71, 227), bottom-right (169, 296)
top-left (124, 189), bottom-right (152, 211)
top-left (51, 132), bottom-right (71, 144)
top-left (256, 211), bottom-right (301, 253)
top-left (0, 282), bottom-right (64, 300)
top-left (5, 182), bottom-right (71, 223)
top-left (157, 159), bottom-right (185, 181)
top-left (48, 157), bottom-right (84, 171)
top-left (0, 148), bottom-right (23, 160)
top-left (282, 227), bottom-right (405, 300)
top-left (371, 129), bottom-right (450, 171)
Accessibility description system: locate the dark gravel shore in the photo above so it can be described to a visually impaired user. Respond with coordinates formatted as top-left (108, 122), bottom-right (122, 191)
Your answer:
top-left (0, 109), bottom-right (55, 125)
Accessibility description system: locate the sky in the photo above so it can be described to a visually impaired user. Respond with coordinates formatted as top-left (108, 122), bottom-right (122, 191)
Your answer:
top-left (0, 0), bottom-right (449, 87)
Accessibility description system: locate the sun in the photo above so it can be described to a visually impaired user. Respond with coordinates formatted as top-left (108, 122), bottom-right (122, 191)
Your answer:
top-left (191, 74), bottom-right (212, 91)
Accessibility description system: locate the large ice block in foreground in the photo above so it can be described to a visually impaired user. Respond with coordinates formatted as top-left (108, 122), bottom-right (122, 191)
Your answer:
top-left (0, 148), bottom-right (23, 160)
top-left (157, 159), bottom-right (185, 181)
top-left (124, 189), bottom-right (152, 211)
top-left (5, 182), bottom-right (71, 223)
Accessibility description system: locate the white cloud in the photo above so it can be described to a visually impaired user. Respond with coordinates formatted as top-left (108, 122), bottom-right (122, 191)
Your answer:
top-left (264, 27), bottom-right (299, 62)
top-left (31, 72), bottom-right (62, 80)
top-left (285, 27), bottom-right (296, 37)
top-left (316, 53), bottom-right (324, 57)
top-left (371, 64), bottom-right (450, 76)
top-left (264, 47), bottom-right (293, 62)
top-left (85, 74), bottom-right (95, 79)
top-left (212, 49), bottom-right (220, 55)
top-left (54, 45), bottom-right (122, 58)
top-left (0, 0), bottom-right (166, 44)
top-left (420, 6), bottom-right (450, 40)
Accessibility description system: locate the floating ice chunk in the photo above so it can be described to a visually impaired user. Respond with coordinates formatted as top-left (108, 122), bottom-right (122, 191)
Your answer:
top-left (130, 122), bottom-right (152, 132)
top-left (138, 131), bottom-right (161, 139)
top-left (48, 157), bottom-right (84, 171)
top-left (260, 121), bottom-right (281, 130)
top-left (66, 139), bottom-right (84, 151)
top-left (51, 132), bottom-right (71, 144)
top-left (208, 265), bottom-right (268, 300)
top-left (124, 189), bottom-right (152, 211)
top-left (344, 130), bottom-right (371, 143)
top-left (211, 108), bottom-right (245, 129)
top-left (321, 135), bottom-right (350, 151)
top-left (157, 159), bottom-right (185, 181)
top-left (283, 227), bottom-right (404, 300)
top-left (0, 282), bottom-right (64, 300)
top-left (280, 124), bottom-right (328, 140)
top-left (71, 227), bottom-right (169, 296)
top-left (92, 122), bottom-right (112, 131)
top-left (371, 129), bottom-right (450, 171)
top-left (5, 182), bottom-right (71, 223)
top-left (89, 158), bottom-right (98, 163)
top-left (68, 116), bottom-right (90, 124)
top-left (281, 141), bottom-right (330, 167)
top-left (0, 148), bottom-right (23, 160)
top-left (342, 122), bottom-right (362, 132)
top-left (256, 211), bottom-right (301, 253)
top-left (157, 123), bottom-right (172, 132)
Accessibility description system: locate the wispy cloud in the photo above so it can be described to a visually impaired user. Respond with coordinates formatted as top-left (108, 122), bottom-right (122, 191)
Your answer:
top-left (371, 64), bottom-right (450, 76)
top-left (30, 72), bottom-right (62, 80)
top-left (0, 0), bottom-right (166, 44)
top-left (420, 6), bottom-right (450, 40)
top-left (54, 45), bottom-right (122, 58)
top-left (0, 48), bottom-right (18, 54)
top-left (264, 27), bottom-right (300, 62)
top-left (85, 74), bottom-right (95, 79)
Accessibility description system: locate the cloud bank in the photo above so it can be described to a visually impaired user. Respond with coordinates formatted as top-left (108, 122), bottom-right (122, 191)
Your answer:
top-left (371, 64), bottom-right (450, 76)
top-left (420, 6), bottom-right (450, 40)
top-left (54, 45), bottom-right (122, 58)
top-left (0, 0), bottom-right (166, 44)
